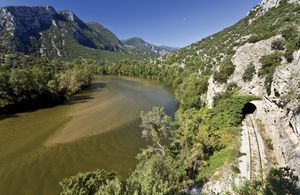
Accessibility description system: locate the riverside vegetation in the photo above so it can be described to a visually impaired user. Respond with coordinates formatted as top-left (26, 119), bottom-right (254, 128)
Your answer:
top-left (1, 1), bottom-right (300, 195)
top-left (0, 52), bottom-right (96, 110)
top-left (59, 2), bottom-right (300, 194)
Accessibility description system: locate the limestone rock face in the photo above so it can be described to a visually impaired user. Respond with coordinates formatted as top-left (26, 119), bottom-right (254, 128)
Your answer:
top-left (206, 36), bottom-right (280, 108)
top-left (253, 0), bottom-right (300, 16)
top-left (262, 49), bottom-right (300, 175)
top-left (206, 75), bottom-right (226, 108)
top-left (0, 6), bottom-right (124, 57)
top-left (0, 6), bottom-right (56, 34)
top-left (229, 36), bottom-right (282, 97)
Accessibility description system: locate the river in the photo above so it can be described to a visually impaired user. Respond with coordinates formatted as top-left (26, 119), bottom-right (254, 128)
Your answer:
top-left (0, 76), bottom-right (177, 195)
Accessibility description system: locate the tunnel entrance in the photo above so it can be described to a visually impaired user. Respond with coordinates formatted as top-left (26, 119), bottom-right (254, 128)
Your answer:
top-left (242, 102), bottom-right (257, 115)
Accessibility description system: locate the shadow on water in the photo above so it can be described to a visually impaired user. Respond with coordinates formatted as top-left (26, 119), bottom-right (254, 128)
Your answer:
top-left (65, 95), bottom-right (94, 105)
top-left (0, 82), bottom-right (107, 120)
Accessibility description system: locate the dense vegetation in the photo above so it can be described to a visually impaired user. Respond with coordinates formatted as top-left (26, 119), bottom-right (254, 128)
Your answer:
top-left (258, 52), bottom-right (283, 95)
top-left (242, 63), bottom-right (256, 82)
top-left (164, 2), bottom-right (300, 79)
top-left (235, 166), bottom-right (300, 194)
top-left (60, 58), bottom-right (259, 194)
top-left (1, 1), bottom-right (299, 194)
top-left (59, 2), bottom-right (300, 194)
top-left (0, 53), bottom-right (96, 109)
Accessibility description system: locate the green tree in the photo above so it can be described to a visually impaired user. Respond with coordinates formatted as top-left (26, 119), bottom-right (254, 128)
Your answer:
top-left (140, 107), bottom-right (174, 156)
top-left (176, 73), bottom-right (209, 110)
top-left (59, 169), bottom-right (124, 195)
top-left (242, 63), bottom-right (256, 82)
top-left (235, 166), bottom-right (300, 195)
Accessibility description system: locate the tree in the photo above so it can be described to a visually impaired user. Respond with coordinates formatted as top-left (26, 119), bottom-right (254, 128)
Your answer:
top-left (235, 166), bottom-right (300, 195)
top-left (59, 169), bottom-right (124, 195)
top-left (176, 73), bottom-right (209, 110)
top-left (140, 107), bottom-right (174, 156)
top-left (242, 63), bottom-right (256, 82)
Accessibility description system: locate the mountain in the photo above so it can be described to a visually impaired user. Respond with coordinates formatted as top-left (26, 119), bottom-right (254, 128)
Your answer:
top-left (158, 45), bottom-right (178, 52)
top-left (0, 6), bottom-right (127, 60)
top-left (163, 0), bottom-right (300, 193)
top-left (123, 37), bottom-right (177, 56)
top-left (85, 22), bottom-right (123, 51)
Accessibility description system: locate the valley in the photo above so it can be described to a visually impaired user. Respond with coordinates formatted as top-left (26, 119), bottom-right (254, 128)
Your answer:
top-left (0, 0), bottom-right (300, 194)
top-left (0, 77), bottom-right (176, 195)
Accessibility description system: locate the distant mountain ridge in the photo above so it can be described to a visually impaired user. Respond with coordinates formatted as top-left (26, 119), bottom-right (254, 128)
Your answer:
top-left (0, 5), bottom-right (125, 57)
top-left (123, 37), bottom-right (177, 56)
top-left (0, 5), bottom-right (176, 59)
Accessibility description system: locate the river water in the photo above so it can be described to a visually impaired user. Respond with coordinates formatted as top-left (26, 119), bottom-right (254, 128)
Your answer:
top-left (0, 76), bottom-right (176, 195)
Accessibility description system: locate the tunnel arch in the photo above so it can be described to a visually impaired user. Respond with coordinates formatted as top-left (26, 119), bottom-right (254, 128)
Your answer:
top-left (242, 102), bottom-right (257, 115)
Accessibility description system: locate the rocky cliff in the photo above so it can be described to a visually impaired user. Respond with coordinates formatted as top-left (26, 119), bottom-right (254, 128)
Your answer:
top-left (0, 6), bottom-right (123, 57)
top-left (205, 0), bottom-right (300, 187)
top-left (262, 50), bottom-right (300, 174)
top-left (251, 0), bottom-right (300, 17)
top-left (164, 0), bottom-right (300, 192)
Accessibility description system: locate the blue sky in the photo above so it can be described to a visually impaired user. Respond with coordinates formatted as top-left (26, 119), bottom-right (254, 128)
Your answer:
top-left (0, 0), bottom-right (261, 47)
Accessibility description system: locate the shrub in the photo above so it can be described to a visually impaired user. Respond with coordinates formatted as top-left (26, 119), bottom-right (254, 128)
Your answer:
top-left (271, 39), bottom-right (285, 50)
top-left (232, 165), bottom-right (241, 174)
top-left (176, 73), bottom-right (209, 110)
top-left (265, 138), bottom-right (274, 150)
top-left (259, 52), bottom-right (283, 95)
top-left (242, 63), bottom-right (256, 82)
top-left (235, 166), bottom-right (300, 194)
top-left (281, 25), bottom-right (298, 41)
top-left (214, 59), bottom-right (235, 83)
top-left (248, 34), bottom-right (261, 43)
top-left (59, 170), bottom-right (124, 195)
top-left (284, 49), bottom-right (294, 63)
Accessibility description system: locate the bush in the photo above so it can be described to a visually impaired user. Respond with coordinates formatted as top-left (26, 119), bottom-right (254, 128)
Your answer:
top-left (271, 39), bottom-right (285, 50)
top-left (214, 59), bottom-right (235, 83)
top-left (59, 170), bottom-right (124, 195)
top-left (265, 138), bottom-right (274, 150)
top-left (259, 52), bottom-right (283, 95)
top-left (284, 49), bottom-right (294, 63)
top-left (242, 63), bottom-right (256, 82)
top-left (248, 34), bottom-right (261, 43)
top-left (235, 166), bottom-right (300, 195)
top-left (281, 25), bottom-right (298, 41)
top-left (176, 73), bottom-right (209, 110)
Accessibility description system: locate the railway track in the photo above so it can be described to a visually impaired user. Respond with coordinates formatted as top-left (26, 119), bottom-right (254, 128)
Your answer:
top-left (245, 114), bottom-right (264, 180)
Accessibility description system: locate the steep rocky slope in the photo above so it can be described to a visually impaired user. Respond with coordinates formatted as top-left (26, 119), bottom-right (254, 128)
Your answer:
top-left (164, 0), bottom-right (300, 192)
top-left (0, 6), bottom-right (176, 61)
top-left (0, 6), bottom-right (124, 59)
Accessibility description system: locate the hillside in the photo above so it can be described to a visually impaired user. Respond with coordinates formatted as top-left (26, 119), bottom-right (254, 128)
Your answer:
top-left (123, 37), bottom-right (177, 56)
top-left (0, 6), bottom-right (151, 63)
top-left (77, 1), bottom-right (299, 194)
top-left (162, 0), bottom-right (300, 192)
top-left (1, 0), bottom-right (300, 194)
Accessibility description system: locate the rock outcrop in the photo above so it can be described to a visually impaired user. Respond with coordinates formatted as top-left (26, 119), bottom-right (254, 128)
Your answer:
top-left (252, 0), bottom-right (300, 16)
top-left (206, 36), bottom-right (280, 108)
top-left (262, 49), bottom-right (300, 175)
top-left (0, 5), bottom-right (123, 56)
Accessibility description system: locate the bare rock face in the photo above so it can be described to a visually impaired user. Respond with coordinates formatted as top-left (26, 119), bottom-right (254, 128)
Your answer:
top-left (0, 5), bottom-right (124, 57)
top-left (206, 36), bottom-right (279, 108)
top-left (0, 6), bottom-right (56, 35)
top-left (229, 36), bottom-right (282, 97)
top-left (253, 0), bottom-right (300, 16)
top-left (206, 75), bottom-right (227, 108)
top-left (262, 49), bottom-right (300, 175)
top-left (0, 6), bottom-right (57, 52)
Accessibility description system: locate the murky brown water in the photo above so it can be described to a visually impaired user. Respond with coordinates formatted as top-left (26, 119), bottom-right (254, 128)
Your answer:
top-left (0, 76), bottom-right (176, 195)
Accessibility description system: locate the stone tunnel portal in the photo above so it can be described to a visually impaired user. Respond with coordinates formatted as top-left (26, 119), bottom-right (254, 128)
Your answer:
top-left (242, 102), bottom-right (257, 115)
